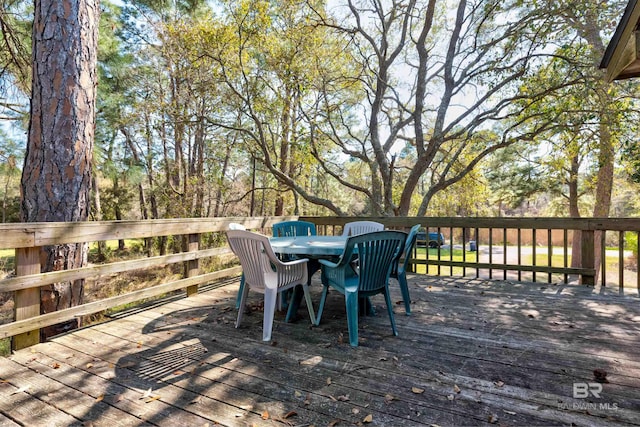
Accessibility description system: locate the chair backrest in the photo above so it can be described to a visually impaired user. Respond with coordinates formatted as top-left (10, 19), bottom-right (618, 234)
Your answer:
top-left (395, 224), bottom-right (421, 274)
top-left (228, 222), bottom-right (246, 230)
top-left (272, 220), bottom-right (317, 237)
top-left (341, 231), bottom-right (406, 292)
top-left (226, 230), bottom-right (279, 289)
top-left (342, 221), bottom-right (384, 236)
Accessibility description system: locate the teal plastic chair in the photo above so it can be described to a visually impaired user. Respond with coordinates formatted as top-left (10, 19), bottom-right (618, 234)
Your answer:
top-left (390, 224), bottom-right (421, 315)
top-left (272, 220), bottom-right (318, 309)
top-left (315, 230), bottom-right (406, 347)
top-left (272, 220), bottom-right (317, 237)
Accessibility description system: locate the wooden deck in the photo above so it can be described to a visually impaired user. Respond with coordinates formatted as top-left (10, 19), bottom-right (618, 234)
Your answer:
top-left (1, 276), bottom-right (639, 426)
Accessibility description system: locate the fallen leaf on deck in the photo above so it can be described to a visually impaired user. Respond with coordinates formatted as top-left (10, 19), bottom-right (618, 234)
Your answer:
top-left (493, 380), bottom-right (504, 388)
top-left (447, 394), bottom-right (454, 401)
top-left (10, 385), bottom-right (29, 395)
top-left (488, 414), bottom-right (499, 424)
top-left (140, 388), bottom-right (153, 399)
top-left (411, 387), bottom-right (425, 394)
top-left (352, 408), bottom-right (360, 415)
top-left (190, 396), bottom-right (202, 404)
top-left (300, 356), bottom-right (322, 366)
top-left (145, 395), bottom-right (161, 403)
top-left (86, 363), bottom-right (93, 369)
top-left (328, 419), bottom-right (340, 427)
top-left (384, 394), bottom-right (394, 404)
top-left (137, 341), bottom-right (143, 348)
top-left (52, 363), bottom-right (60, 369)
top-left (363, 414), bottom-right (373, 423)
top-left (304, 393), bottom-right (311, 405)
top-left (261, 410), bottom-right (269, 420)
top-left (327, 377), bottom-right (332, 385)
top-left (173, 370), bottom-right (184, 375)
top-left (95, 394), bottom-right (104, 402)
top-left (294, 390), bottom-right (302, 398)
top-left (337, 395), bottom-right (350, 401)
top-left (593, 369), bottom-right (609, 383)
top-left (454, 384), bottom-right (461, 394)
top-left (283, 410), bottom-right (297, 419)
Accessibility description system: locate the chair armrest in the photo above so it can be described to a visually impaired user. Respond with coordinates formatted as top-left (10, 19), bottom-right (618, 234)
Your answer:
top-left (319, 258), bottom-right (339, 269)
top-left (280, 258), bottom-right (309, 266)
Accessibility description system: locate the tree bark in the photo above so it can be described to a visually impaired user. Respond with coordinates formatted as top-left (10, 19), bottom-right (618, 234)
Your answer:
top-left (20, 0), bottom-right (99, 339)
top-left (592, 107), bottom-right (615, 281)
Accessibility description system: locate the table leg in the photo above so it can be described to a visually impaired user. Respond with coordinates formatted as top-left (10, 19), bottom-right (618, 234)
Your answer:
top-left (285, 259), bottom-right (321, 322)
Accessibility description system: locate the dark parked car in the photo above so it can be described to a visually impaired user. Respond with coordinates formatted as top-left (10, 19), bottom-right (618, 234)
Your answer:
top-left (416, 231), bottom-right (445, 248)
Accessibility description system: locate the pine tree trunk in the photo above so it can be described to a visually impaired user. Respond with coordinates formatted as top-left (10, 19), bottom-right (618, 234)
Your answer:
top-left (20, 0), bottom-right (99, 339)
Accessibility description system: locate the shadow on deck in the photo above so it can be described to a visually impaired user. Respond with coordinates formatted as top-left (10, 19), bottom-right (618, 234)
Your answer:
top-left (1, 275), bottom-right (639, 426)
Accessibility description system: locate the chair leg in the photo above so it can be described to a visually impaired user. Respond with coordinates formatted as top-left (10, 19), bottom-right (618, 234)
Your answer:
top-left (345, 290), bottom-right (359, 347)
top-left (262, 288), bottom-right (278, 341)
top-left (315, 285), bottom-right (330, 326)
top-left (235, 282), bottom-right (250, 328)
top-left (383, 286), bottom-right (399, 337)
top-left (301, 284), bottom-right (316, 325)
top-left (235, 274), bottom-right (245, 309)
top-left (398, 272), bottom-right (411, 315)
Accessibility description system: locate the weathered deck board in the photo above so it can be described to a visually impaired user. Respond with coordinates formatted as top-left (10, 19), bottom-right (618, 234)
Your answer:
top-left (1, 276), bottom-right (639, 426)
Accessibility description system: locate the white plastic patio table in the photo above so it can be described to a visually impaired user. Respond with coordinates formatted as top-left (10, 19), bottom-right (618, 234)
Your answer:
top-left (269, 235), bottom-right (347, 322)
top-left (269, 235), bottom-right (347, 258)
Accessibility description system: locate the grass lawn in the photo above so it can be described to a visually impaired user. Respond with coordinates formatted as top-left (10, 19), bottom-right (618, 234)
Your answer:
top-left (0, 248), bottom-right (14, 273)
top-left (412, 246), bottom-right (478, 275)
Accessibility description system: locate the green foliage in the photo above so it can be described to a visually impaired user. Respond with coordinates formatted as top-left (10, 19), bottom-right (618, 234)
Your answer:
top-left (483, 145), bottom-right (545, 212)
top-left (625, 232), bottom-right (638, 259)
top-left (0, 339), bottom-right (9, 357)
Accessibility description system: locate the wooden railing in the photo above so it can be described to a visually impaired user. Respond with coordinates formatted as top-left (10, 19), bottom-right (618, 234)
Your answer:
top-left (1, 216), bottom-right (638, 350)
top-left (0, 217), bottom-right (296, 350)
top-left (303, 216), bottom-right (640, 292)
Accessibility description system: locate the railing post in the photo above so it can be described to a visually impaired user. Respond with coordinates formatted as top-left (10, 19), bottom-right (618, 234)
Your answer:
top-left (186, 233), bottom-right (200, 297)
top-left (580, 230), bottom-right (595, 285)
top-left (13, 247), bottom-right (41, 350)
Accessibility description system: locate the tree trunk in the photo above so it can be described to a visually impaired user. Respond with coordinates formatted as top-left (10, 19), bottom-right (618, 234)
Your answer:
top-left (568, 154), bottom-right (582, 280)
top-left (21, 0), bottom-right (99, 339)
top-left (592, 109), bottom-right (615, 282)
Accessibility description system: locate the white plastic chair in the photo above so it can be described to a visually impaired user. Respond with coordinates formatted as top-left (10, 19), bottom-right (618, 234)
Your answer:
top-left (229, 222), bottom-right (247, 308)
top-left (226, 230), bottom-right (316, 341)
top-left (342, 221), bottom-right (384, 236)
